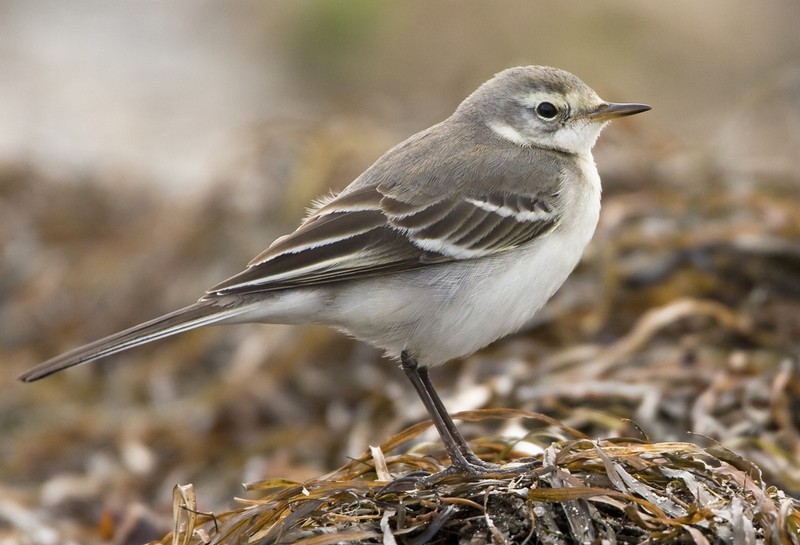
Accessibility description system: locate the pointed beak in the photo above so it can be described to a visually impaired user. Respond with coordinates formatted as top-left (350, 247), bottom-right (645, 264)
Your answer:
top-left (586, 102), bottom-right (651, 122)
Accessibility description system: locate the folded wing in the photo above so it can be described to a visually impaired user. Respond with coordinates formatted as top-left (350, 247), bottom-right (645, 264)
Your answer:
top-left (207, 184), bottom-right (560, 296)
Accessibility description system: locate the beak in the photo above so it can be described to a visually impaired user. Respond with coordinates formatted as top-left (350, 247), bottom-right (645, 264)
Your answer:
top-left (586, 102), bottom-right (651, 122)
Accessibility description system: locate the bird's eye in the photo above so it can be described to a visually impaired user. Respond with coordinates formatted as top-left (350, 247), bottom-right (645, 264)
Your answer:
top-left (535, 102), bottom-right (558, 119)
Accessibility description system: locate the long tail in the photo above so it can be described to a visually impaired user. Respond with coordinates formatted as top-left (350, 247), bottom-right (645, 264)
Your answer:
top-left (19, 300), bottom-right (254, 382)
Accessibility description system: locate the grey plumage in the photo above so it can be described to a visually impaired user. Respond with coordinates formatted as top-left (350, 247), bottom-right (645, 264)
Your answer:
top-left (19, 65), bottom-right (649, 477)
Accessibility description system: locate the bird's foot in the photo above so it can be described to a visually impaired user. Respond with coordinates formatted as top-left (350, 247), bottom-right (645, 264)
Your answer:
top-left (377, 456), bottom-right (543, 495)
top-left (420, 456), bottom-right (543, 486)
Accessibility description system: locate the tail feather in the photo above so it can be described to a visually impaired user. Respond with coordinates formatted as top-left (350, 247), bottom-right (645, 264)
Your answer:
top-left (19, 300), bottom-right (253, 382)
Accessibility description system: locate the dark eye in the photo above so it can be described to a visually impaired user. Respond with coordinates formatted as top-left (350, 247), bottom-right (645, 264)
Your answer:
top-left (535, 102), bottom-right (558, 119)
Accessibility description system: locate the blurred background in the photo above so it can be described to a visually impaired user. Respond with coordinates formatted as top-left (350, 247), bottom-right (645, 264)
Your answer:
top-left (1, 1), bottom-right (799, 543)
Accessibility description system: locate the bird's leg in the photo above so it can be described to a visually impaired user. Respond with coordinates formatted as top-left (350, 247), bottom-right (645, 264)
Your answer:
top-left (415, 365), bottom-right (496, 468)
top-left (400, 351), bottom-right (497, 474)
top-left (375, 351), bottom-right (542, 493)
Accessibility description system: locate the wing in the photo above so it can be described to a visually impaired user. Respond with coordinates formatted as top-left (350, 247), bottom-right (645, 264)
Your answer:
top-left (207, 184), bottom-right (560, 296)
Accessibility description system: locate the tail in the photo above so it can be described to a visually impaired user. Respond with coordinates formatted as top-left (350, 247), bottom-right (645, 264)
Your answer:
top-left (19, 300), bottom-right (255, 382)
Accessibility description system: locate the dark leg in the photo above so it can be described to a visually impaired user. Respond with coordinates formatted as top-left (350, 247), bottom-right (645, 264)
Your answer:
top-left (400, 351), bottom-right (497, 475)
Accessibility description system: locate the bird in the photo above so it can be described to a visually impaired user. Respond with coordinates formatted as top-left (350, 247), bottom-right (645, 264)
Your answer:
top-left (20, 66), bottom-right (650, 480)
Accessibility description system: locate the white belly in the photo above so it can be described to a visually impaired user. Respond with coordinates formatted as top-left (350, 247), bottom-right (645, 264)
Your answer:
top-left (317, 154), bottom-right (602, 365)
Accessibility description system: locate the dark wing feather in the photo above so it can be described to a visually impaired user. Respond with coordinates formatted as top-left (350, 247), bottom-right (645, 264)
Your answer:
top-left (208, 184), bottom-right (560, 296)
